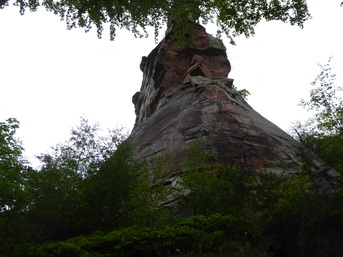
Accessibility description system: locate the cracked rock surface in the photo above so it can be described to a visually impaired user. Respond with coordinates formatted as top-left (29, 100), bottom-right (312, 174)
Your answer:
top-left (130, 24), bottom-right (339, 182)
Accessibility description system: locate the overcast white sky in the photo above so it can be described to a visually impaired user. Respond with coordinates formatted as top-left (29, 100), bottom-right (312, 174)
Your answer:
top-left (1, 0), bottom-right (342, 167)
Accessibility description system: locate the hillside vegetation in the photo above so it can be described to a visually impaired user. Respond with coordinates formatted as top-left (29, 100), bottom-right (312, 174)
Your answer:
top-left (1, 59), bottom-right (343, 257)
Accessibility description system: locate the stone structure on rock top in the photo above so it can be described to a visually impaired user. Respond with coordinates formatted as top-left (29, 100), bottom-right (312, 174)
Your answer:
top-left (130, 23), bottom-right (339, 181)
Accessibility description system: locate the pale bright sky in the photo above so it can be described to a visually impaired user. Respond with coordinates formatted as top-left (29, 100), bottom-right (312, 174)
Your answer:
top-left (1, 0), bottom-right (342, 167)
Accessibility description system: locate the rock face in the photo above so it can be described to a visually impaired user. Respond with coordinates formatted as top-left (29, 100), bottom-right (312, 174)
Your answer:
top-left (133, 24), bottom-right (231, 125)
top-left (130, 24), bottom-right (338, 179)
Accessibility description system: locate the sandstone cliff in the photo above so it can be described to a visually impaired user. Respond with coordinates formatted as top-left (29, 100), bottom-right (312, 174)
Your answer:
top-left (130, 24), bottom-right (338, 181)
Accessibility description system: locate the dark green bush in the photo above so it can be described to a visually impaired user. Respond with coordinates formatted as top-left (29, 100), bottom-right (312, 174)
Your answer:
top-left (29, 214), bottom-right (261, 257)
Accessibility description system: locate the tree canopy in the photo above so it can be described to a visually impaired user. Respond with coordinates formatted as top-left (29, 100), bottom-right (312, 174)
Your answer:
top-left (1, 0), bottom-right (311, 43)
top-left (0, 118), bottom-right (27, 213)
top-left (293, 58), bottom-right (343, 173)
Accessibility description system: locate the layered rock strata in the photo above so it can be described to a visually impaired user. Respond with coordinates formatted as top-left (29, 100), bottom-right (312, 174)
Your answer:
top-left (130, 24), bottom-right (338, 181)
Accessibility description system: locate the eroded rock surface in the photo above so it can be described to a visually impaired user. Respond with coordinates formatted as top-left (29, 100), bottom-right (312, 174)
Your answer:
top-left (130, 24), bottom-right (339, 181)
top-left (133, 24), bottom-right (231, 126)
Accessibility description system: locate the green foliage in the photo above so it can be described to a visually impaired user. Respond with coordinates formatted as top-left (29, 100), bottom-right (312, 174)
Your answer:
top-left (252, 172), bottom-right (343, 257)
top-left (181, 166), bottom-right (251, 216)
top-left (294, 58), bottom-right (343, 173)
top-left (0, 118), bottom-right (34, 255)
top-left (0, 118), bottom-right (26, 212)
top-left (146, 106), bottom-right (153, 117)
top-left (2, 0), bottom-right (311, 43)
top-left (232, 85), bottom-right (251, 100)
top-left (80, 139), bottom-right (140, 232)
top-left (30, 214), bottom-right (259, 257)
top-left (24, 133), bottom-right (136, 242)
top-left (37, 117), bottom-right (127, 178)
top-left (2, 119), bottom-right (343, 257)
top-left (29, 164), bottom-right (343, 257)
top-left (24, 166), bottom-right (84, 241)
top-left (294, 126), bottom-right (343, 173)
top-left (299, 57), bottom-right (343, 135)
top-left (0, 118), bottom-right (135, 256)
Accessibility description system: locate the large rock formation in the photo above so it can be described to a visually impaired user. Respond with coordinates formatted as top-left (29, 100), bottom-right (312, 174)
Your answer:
top-left (130, 24), bottom-right (338, 180)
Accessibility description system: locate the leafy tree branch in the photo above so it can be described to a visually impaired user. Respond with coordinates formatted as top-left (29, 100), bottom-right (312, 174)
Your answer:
top-left (1, 0), bottom-right (312, 43)
top-left (293, 58), bottom-right (343, 173)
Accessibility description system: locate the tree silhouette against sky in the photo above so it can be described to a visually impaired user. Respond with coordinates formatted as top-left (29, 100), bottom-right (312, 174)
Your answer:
top-left (1, 0), bottom-right (312, 43)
